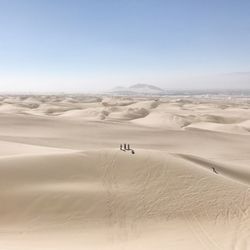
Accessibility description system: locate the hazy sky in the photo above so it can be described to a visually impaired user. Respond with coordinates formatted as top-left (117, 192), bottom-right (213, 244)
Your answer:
top-left (0, 0), bottom-right (250, 92)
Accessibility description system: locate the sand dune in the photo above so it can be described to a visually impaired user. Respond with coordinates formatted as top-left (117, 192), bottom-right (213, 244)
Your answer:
top-left (0, 95), bottom-right (250, 249)
top-left (60, 107), bottom-right (109, 120)
top-left (1, 149), bottom-right (250, 249)
top-left (2, 95), bottom-right (250, 134)
top-left (185, 122), bottom-right (249, 134)
top-left (132, 111), bottom-right (190, 128)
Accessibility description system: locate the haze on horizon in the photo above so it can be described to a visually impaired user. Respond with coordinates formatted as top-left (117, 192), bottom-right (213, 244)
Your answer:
top-left (0, 0), bottom-right (249, 93)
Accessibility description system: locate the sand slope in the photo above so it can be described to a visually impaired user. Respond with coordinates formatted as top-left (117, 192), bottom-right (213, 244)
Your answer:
top-left (0, 149), bottom-right (250, 249)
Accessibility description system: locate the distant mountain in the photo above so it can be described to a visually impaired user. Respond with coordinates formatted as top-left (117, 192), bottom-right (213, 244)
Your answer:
top-left (129, 84), bottom-right (164, 91)
top-left (110, 84), bottom-right (165, 95)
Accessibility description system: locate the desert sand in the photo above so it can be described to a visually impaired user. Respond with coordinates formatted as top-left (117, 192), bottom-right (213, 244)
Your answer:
top-left (0, 94), bottom-right (250, 249)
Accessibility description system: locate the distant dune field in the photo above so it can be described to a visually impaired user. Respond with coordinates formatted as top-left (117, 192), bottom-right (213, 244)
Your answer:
top-left (0, 94), bottom-right (250, 249)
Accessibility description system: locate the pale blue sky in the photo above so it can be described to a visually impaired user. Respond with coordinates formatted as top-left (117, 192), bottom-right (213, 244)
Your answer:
top-left (0, 0), bottom-right (250, 92)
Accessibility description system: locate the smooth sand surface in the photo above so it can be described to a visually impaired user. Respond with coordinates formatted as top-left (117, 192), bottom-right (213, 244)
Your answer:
top-left (0, 95), bottom-right (250, 249)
